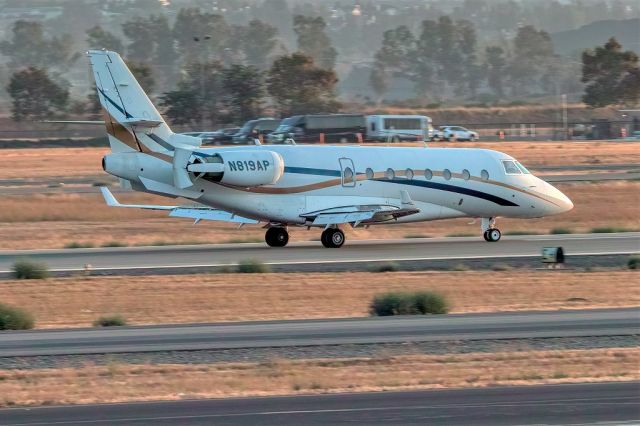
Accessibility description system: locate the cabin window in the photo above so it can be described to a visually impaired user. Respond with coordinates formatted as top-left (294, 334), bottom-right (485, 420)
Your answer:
top-left (443, 169), bottom-right (451, 180)
top-left (424, 169), bottom-right (433, 180)
top-left (405, 168), bottom-right (414, 179)
top-left (366, 167), bottom-right (374, 179)
top-left (481, 169), bottom-right (489, 180)
top-left (386, 168), bottom-right (395, 179)
top-left (371, 122), bottom-right (376, 131)
top-left (343, 167), bottom-right (355, 184)
top-left (462, 169), bottom-right (470, 181)
top-left (502, 160), bottom-right (522, 175)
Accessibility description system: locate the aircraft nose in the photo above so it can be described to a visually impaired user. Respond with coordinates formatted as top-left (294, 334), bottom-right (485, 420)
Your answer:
top-left (547, 184), bottom-right (574, 214)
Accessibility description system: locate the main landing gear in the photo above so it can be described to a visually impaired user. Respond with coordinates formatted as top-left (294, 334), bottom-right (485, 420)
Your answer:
top-left (265, 226), bottom-right (289, 247)
top-left (481, 217), bottom-right (501, 242)
top-left (321, 227), bottom-right (345, 248)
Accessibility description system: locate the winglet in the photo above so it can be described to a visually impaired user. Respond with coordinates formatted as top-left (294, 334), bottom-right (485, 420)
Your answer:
top-left (100, 186), bottom-right (120, 207)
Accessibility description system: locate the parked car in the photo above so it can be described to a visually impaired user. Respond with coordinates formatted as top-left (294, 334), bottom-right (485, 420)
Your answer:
top-left (232, 119), bottom-right (281, 144)
top-left (366, 115), bottom-right (433, 142)
top-left (432, 126), bottom-right (479, 142)
top-left (204, 127), bottom-right (240, 145)
top-left (267, 114), bottom-right (366, 144)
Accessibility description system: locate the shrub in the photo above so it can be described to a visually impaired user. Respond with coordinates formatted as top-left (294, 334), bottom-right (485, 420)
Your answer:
top-left (93, 315), bottom-right (127, 327)
top-left (628, 255), bottom-right (640, 270)
top-left (0, 303), bottom-right (35, 330)
top-left (237, 259), bottom-right (271, 273)
top-left (550, 227), bottom-right (573, 235)
top-left (64, 241), bottom-right (94, 249)
top-left (12, 259), bottom-right (49, 279)
top-left (101, 241), bottom-right (127, 247)
top-left (491, 262), bottom-right (513, 271)
top-left (370, 291), bottom-right (449, 316)
top-left (370, 262), bottom-right (399, 272)
top-left (591, 227), bottom-right (632, 234)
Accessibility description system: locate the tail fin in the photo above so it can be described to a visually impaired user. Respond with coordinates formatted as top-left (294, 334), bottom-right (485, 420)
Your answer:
top-left (87, 50), bottom-right (199, 153)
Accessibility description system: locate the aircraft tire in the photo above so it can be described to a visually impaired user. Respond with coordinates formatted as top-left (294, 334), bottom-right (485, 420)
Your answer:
top-left (487, 229), bottom-right (501, 242)
top-left (265, 227), bottom-right (289, 247)
top-left (321, 228), bottom-right (345, 248)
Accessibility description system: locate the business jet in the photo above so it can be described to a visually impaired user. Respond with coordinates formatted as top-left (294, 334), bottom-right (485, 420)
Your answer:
top-left (90, 50), bottom-right (573, 248)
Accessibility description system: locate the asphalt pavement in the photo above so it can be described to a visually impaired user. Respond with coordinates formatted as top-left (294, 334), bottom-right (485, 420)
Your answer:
top-left (0, 233), bottom-right (638, 275)
top-left (1, 308), bottom-right (637, 357)
top-left (1, 382), bottom-right (638, 425)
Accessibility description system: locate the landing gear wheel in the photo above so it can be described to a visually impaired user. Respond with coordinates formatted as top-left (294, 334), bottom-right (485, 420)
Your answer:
top-left (265, 227), bottom-right (289, 247)
top-left (484, 229), bottom-right (501, 242)
top-left (321, 228), bottom-right (345, 248)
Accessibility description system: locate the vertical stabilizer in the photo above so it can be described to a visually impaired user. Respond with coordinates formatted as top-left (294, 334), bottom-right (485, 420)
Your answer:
top-left (87, 50), bottom-right (199, 153)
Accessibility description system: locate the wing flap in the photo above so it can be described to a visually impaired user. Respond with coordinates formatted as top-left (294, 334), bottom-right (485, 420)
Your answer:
top-left (169, 208), bottom-right (258, 224)
top-left (312, 211), bottom-right (375, 225)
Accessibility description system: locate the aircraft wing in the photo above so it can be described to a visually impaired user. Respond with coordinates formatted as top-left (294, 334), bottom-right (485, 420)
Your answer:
top-left (302, 191), bottom-right (420, 226)
top-left (99, 187), bottom-right (258, 224)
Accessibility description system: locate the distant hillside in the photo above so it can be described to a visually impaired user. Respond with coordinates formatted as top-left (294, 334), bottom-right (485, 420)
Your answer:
top-left (552, 18), bottom-right (640, 55)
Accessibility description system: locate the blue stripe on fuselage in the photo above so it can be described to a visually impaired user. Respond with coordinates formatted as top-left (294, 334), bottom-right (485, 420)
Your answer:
top-left (284, 166), bottom-right (341, 177)
top-left (375, 178), bottom-right (519, 206)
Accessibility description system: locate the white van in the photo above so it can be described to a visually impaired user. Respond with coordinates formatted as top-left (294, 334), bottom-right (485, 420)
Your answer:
top-left (366, 115), bottom-right (433, 142)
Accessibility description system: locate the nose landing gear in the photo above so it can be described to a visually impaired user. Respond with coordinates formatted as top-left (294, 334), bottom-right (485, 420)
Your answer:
top-left (481, 217), bottom-right (501, 242)
top-left (321, 227), bottom-right (345, 248)
top-left (265, 226), bottom-right (289, 247)
top-left (483, 228), bottom-right (502, 242)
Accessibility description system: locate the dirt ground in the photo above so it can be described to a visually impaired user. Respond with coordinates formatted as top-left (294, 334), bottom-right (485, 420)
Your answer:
top-left (0, 347), bottom-right (637, 407)
top-left (0, 180), bottom-right (637, 249)
top-left (3, 270), bottom-right (638, 329)
top-left (0, 142), bottom-right (639, 180)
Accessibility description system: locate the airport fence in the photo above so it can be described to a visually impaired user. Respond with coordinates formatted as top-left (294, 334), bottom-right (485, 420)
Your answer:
top-left (0, 119), bottom-right (637, 145)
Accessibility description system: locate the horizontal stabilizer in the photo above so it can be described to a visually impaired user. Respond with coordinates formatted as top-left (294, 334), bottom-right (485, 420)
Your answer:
top-left (42, 120), bottom-right (106, 125)
top-left (100, 187), bottom-right (256, 224)
top-left (100, 186), bottom-right (174, 210)
top-left (121, 118), bottom-right (164, 127)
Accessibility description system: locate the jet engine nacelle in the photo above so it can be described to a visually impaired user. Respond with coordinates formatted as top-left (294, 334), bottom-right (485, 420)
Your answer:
top-left (183, 150), bottom-right (285, 188)
top-left (217, 150), bottom-right (285, 187)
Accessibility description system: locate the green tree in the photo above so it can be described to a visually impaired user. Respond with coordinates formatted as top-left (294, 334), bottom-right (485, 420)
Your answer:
top-left (86, 25), bottom-right (124, 52)
top-left (234, 20), bottom-right (279, 70)
top-left (506, 25), bottom-right (555, 96)
top-left (173, 9), bottom-right (230, 64)
top-left (160, 61), bottom-right (225, 127)
top-left (582, 38), bottom-right (640, 108)
top-left (267, 53), bottom-right (340, 116)
top-left (293, 15), bottom-right (337, 70)
top-left (0, 20), bottom-right (79, 71)
top-left (7, 67), bottom-right (69, 121)
top-left (485, 46), bottom-right (506, 97)
top-left (222, 65), bottom-right (265, 123)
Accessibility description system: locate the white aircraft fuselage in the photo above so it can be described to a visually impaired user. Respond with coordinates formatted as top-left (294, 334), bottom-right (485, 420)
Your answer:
top-left (90, 49), bottom-right (573, 248)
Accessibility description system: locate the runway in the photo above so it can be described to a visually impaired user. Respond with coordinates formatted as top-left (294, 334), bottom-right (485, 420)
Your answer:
top-left (1, 308), bottom-right (637, 357)
top-left (1, 382), bottom-right (638, 425)
top-left (0, 233), bottom-right (638, 275)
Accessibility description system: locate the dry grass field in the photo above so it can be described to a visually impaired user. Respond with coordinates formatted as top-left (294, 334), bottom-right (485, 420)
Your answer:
top-left (1, 348), bottom-right (637, 407)
top-left (0, 142), bottom-right (639, 181)
top-left (0, 180), bottom-right (637, 249)
top-left (3, 270), bottom-right (638, 329)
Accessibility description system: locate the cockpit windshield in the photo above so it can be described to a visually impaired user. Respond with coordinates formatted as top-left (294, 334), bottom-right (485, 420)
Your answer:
top-left (515, 161), bottom-right (531, 174)
top-left (502, 160), bottom-right (521, 174)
